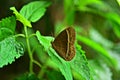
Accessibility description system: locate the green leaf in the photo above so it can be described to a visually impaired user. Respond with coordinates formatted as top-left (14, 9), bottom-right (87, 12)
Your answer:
top-left (108, 49), bottom-right (120, 70)
top-left (0, 28), bottom-right (13, 41)
top-left (36, 31), bottom-right (53, 51)
top-left (0, 16), bottom-right (16, 32)
top-left (117, 0), bottom-right (120, 6)
top-left (49, 48), bottom-right (73, 80)
top-left (46, 70), bottom-right (65, 80)
top-left (106, 13), bottom-right (120, 25)
top-left (20, 1), bottom-right (51, 22)
top-left (64, 0), bottom-right (75, 25)
top-left (105, 13), bottom-right (120, 38)
top-left (113, 24), bottom-right (120, 38)
top-left (70, 44), bottom-right (90, 80)
top-left (77, 35), bottom-right (116, 67)
top-left (75, 0), bottom-right (102, 11)
top-left (36, 31), bottom-right (73, 80)
top-left (89, 60), bottom-right (112, 80)
top-left (0, 16), bottom-right (16, 41)
top-left (89, 28), bottom-right (114, 48)
top-left (0, 37), bottom-right (24, 68)
top-left (10, 7), bottom-right (32, 27)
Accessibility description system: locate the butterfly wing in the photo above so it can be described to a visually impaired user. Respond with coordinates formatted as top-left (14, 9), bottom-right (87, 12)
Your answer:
top-left (52, 27), bottom-right (76, 61)
top-left (52, 29), bottom-right (68, 60)
top-left (65, 27), bottom-right (76, 60)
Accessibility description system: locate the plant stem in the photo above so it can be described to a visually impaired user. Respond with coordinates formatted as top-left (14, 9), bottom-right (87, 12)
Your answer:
top-left (28, 33), bottom-right (36, 38)
top-left (14, 34), bottom-right (25, 37)
top-left (33, 60), bottom-right (42, 68)
top-left (24, 26), bottom-right (33, 73)
top-left (38, 59), bottom-right (50, 79)
top-left (38, 63), bottom-right (47, 79)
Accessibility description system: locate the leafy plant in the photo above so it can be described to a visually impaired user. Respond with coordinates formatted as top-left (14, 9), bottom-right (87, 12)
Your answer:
top-left (0, 0), bottom-right (120, 80)
top-left (0, 1), bottom-right (89, 80)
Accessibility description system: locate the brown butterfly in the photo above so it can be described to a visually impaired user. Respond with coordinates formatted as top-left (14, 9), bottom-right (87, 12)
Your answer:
top-left (52, 27), bottom-right (76, 61)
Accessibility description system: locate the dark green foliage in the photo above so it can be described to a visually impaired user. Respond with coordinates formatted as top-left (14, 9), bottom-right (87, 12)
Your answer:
top-left (14, 73), bottom-right (39, 80)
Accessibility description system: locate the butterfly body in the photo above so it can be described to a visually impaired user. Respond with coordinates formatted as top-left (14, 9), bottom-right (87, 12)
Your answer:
top-left (52, 27), bottom-right (76, 61)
